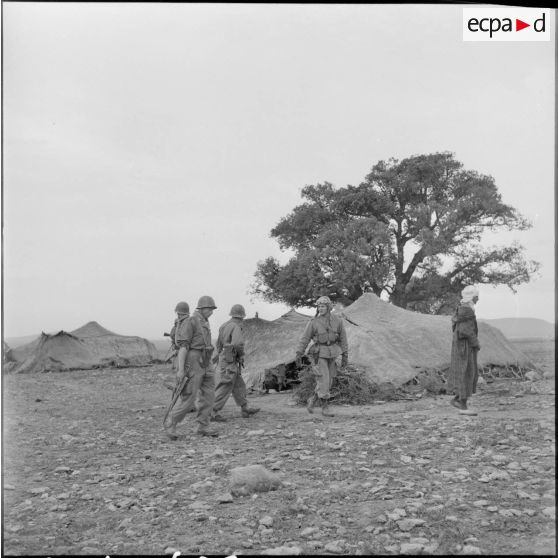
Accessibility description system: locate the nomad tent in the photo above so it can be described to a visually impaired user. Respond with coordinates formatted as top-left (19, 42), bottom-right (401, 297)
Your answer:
top-left (7, 321), bottom-right (158, 373)
top-left (243, 293), bottom-right (532, 390)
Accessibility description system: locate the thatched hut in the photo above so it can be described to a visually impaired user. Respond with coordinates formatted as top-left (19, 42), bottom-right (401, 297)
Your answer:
top-left (243, 293), bottom-right (532, 390)
top-left (7, 321), bottom-right (158, 373)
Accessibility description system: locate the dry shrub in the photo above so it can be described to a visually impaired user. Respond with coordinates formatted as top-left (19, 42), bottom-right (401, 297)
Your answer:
top-left (407, 368), bottom-right (447, 394)
top-left (292, 364), bottom-right (405, 406)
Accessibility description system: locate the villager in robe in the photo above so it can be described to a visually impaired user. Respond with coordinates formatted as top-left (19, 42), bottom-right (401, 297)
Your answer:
top-left (447, 285), bottom-right (480, 411)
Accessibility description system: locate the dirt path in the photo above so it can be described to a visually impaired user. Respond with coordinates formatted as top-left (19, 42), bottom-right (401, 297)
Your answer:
top-left (2, 366), bottom-right (555, 555)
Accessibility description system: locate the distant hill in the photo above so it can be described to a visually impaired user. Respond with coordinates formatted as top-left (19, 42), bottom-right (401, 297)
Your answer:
top-left (479, 318), bottom-right (554, 339)
top-left (3, 334), bottom-right (41, 348)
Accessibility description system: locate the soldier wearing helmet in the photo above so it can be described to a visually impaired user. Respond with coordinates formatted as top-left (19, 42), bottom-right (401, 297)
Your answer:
top-left (295, 295), bottom-right (348, 417)
top-left (210, 304), bottom-right (260, 422)
top-left (168, 301), bottom-right (190, 371)
top-left (164, 295), bottom-right (220, 438)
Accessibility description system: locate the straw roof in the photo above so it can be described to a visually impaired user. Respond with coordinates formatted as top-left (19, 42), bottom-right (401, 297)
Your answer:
top-left (7, 321), bottom-right (158, 373)
top-left (243, 293), bottom-right (532, 389)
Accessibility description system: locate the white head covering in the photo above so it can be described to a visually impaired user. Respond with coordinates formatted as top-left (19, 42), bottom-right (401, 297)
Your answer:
top-left (461, 285), bottom-right (479, 304)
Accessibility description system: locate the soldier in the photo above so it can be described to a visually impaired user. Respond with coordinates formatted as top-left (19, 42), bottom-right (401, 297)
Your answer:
top-left (164, 296), bottom-right (219, 439)
top-left (211, 304), bottom-right (260, 422)
top-left (295, 296), bottom-right (348, 417)
top-left (168, 301), bottom-right (190, 371)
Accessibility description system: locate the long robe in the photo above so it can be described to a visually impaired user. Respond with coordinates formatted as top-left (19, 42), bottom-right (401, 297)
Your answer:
top-left (447, 304), bottom-right (479, 399)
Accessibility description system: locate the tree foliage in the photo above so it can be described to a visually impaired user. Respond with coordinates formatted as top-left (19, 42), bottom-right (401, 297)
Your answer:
top-left (251, 152), bottom-right (539, 313)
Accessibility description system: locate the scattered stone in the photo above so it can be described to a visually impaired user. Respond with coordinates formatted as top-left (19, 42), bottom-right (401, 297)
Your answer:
top-left (230, 465), bottom-right (282, 497)
top-left (217, 493), bottom-right (234, 504)
top-left (486, 506), bottom-right (498, 513)
top-left (445, 516), bottom-right (458, 522)
top-left (29, 487), bottom-right (49, 495)
top-left (54, 466), bottom-right (71, 473)
top-left (261, 545), bottom-right (303, 555)
top-left (462, 545), bottom-right (482, 555)
top-left (164, 547), bottom-right (179, 554)
top-left (324, 541), bottom-right (345, 553)
top-left (189, 501), bottom-right (208, 511)
top-left (525, 370), bottom-right (542, 382)
top-left (259, 515), bottom-right (274, 527)
top-left (400, 543), bottom-right (425, 554)
top-left (473, 500), bottom-right (489, 507)
top-left (301, 527), bottom-right (318, 537)
top-left (397, 518), bottom-right (425, 531)
top-left (386, 508), bottom-right (407, 520)
top-left (542, 507), bottom-right (555, 519)
top-left (247, 430), bottom-right (265, 436)
top-left (410, 537), bottom-right (430, 545)
top-left (4, 484), bottom-right (16, 490)
top-left (523, 509), bottom-right (536, 517)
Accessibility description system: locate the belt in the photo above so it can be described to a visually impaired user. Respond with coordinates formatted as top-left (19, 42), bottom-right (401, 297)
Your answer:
top-left (318, 341), bottom-right (337, 346)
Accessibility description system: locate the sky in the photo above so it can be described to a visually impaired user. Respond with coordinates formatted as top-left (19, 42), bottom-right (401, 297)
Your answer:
top-left (1, 3), bottom-right (555, 340)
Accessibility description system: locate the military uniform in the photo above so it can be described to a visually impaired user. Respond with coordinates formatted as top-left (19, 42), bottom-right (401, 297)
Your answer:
top-left (213, 318), bottom-right (248, 412)
top-left (211, 305), bottom-right (260, 421)
top-left (167, 310), bottom-right (216, 430)
top-left (297, 313), bottom-right (348, 398)
top-left (168, 316), bottom-right (186, 371)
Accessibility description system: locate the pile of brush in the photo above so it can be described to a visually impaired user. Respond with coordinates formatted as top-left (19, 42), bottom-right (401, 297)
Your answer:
top-left (292, 363), bottom-right (406, 406)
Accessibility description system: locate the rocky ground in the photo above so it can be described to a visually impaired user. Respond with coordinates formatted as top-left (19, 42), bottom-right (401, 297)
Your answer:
top-left (2, 341), bottom-right (555, 556)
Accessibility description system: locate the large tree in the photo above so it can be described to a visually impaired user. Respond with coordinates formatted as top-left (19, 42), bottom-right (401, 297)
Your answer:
top-left (251, 152), bottom-right (539, 313)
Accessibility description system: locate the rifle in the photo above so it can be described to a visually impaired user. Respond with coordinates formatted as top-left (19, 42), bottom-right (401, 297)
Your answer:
top-left (162, 364), bottom-right (191, 426)
top-left (162, 332), bottom-right (177, 363)
top-left (163, 347), bottom-right (177, 363)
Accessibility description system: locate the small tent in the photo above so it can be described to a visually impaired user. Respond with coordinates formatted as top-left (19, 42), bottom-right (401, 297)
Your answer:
top-left (243, 293), bottom-right (532, 390)
top-left (7, 321), bottom-right (158, 373)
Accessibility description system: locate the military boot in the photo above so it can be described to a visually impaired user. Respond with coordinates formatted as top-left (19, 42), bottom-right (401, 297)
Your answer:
top-left (320, 398), bottom-right (335, 417)
top-left (211, 414), bottom-right (227, 423)
top-left (197, 426), bottom-right (219, 437)
top-left (450, 398), bottom-right (467, 411)
top-left (306, 393), bottom-right (319, 414)
top-left (241, 407), bottom-right (261, 418)
top-left (164, 420), bottom-right (178, 440)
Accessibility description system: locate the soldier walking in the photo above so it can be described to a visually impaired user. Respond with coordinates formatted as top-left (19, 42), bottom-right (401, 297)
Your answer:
top-left (168, 301), bottom-right (190, 371)
top-left (164, 296), bottom-right (219, 439)
top-left (211, 304), bottom-right (260, 422)
top-left (295, 296), bottom-right (348, 417)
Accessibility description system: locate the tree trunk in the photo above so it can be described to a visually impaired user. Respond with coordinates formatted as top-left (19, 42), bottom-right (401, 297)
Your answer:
top-left (390, 283), bottom-right (407, 308)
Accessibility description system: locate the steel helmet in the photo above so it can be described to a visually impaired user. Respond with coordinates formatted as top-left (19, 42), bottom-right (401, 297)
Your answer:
top-left (175, 301), bottom-right (190, 314)
top-left (316, 296), bottom-right (332, 306)
top-left (229, 304), bottom-right (246, 318)
top-left (196, 295), bottom-right (217, 310)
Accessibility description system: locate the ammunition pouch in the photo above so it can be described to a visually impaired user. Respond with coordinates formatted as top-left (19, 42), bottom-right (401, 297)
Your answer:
top-left (224, 343), bottom-right (236, 364)
top-left (309, 344), bottom-right (320, 364)
top-left (200, 346), bottom-right (214, 368)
